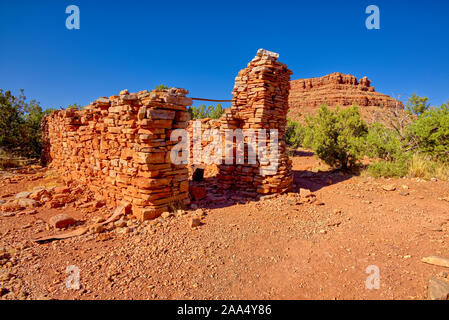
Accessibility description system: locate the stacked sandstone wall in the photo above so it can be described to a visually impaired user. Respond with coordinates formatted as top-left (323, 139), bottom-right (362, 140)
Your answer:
top-left (218, 49), bottom-right (293, 196)
top-left (42, 88), bottom-right (192, 220)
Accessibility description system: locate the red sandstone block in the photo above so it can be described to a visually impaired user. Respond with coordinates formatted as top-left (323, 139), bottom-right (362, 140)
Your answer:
top-left (138, 119), bottom-right (173, 129)
top-left (133, 206), bottom-right (167, 221)
top-left (134, 152), bottom-right (166, 164)
top-left (189, 186), bottom-right (207, 201)
top-left (132, 177), bottom-right (170, 189)
top-left (147, 109), bottom-right (176, 120)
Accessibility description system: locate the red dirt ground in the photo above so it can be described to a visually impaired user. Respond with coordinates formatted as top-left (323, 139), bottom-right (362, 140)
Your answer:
top-left (1, 150), bottom-right (448, 300)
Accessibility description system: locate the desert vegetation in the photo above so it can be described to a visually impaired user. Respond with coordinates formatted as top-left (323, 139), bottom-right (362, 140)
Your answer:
top-left (187, 103), bottom-right (225, 120)
top-left (0, 89), bottom-right (55, 165)
top-left (286, 94), bottom-right (449, 179)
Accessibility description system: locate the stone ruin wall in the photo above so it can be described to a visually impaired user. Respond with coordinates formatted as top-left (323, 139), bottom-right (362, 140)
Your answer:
top-left (42, 49), bottom-right (293, 220)
top-left (42, 88), bottom-right (192, 221)
top-left (186, 49), bottom-right (293, 196)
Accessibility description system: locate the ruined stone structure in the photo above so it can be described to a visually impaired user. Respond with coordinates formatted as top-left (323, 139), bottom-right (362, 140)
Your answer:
top-left (217, 49), bottom-right (293, 196)
top-left (186, 118), bottom-right (221, 166)
top-left (288, 72), bottom-right (403, 121)
top-left (42, 89), bottom-right (192, 220)
top-left (42, 49), bottom-right (293, 220)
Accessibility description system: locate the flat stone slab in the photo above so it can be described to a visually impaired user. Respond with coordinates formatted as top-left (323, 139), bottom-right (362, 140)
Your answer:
top-left (422, 256), bottom-right (449, 268)
top-left (257, 48), bottom-right (279, 59)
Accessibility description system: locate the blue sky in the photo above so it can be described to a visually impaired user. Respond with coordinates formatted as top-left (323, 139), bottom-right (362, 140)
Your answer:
top-left (0, 0), bottom-right (448, 110)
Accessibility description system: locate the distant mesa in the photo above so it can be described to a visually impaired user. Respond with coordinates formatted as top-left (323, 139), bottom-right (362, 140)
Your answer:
top-left (288, 72), bottom-right (403, 122)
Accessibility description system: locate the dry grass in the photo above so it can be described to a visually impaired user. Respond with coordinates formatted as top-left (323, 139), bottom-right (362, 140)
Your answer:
top-left (408, 154), bottom-right (449, 180)
top-left (0, 157), bottom-right (22, 169)
top-left (0, 149), bottom-right (37, 169)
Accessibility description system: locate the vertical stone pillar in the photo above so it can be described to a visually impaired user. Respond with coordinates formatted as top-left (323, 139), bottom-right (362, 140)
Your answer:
top-left (218, 49), bottom-right (293, 196)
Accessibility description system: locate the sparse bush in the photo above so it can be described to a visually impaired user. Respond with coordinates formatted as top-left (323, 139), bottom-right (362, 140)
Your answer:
top-left (0, 89), bottom-right (54, 158)
top-left (406, 93), bottom-right (430, 116)
top-left (294, 94), bottom-right (447, 180)
top-left (405, 102), bottom-right (449, 161)
top-left (154, 84), bottom-right (170, 90)
top-left (286, 119), bottom-right (305, 149)
top-left (187, 104), bottom-right (224, 120)
top-left (303, 104), bottom-right (368, 169)
top-left (363, 96), bottom-right (449, 180)
top-left (365, 122), bottom-right (404, 161)
top-left (0, 89), bottom-right (26, 152)
top-left (67, 103), bottom-right (83, 110)
top-left (366, 160), bottom-right (408, 178)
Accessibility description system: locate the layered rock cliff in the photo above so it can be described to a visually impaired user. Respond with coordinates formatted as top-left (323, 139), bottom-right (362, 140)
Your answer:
top-left (288, 72), bottom-right (403, 122)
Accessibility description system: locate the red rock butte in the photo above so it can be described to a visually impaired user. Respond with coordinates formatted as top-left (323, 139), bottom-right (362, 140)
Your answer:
top-left (288, 72), bottom-right (403, 121)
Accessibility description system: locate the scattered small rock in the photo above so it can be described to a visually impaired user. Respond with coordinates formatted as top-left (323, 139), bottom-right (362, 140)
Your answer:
top-left (114, 220), bottom-right (127, 228)
top-left (116, 226), bottom-right (131, 234)
top-left (0, 271), bottom-right (13, 282)
top-left (53, 186), bottom-right (70, 194)
top-left (2, 212), bottom-right (16, 217)
top-left (29, 188), bottom-right (49, 201)
top-left (17, 198), bottom-right (39, 208)
top-left (300, 188), bottom-right (314, 198)
top-left (49, 213), bottom-right (76, 229)
top-left (190, 217), bottom-right (201, 228)
top-left (260, 194), bottom-right (276, 201)
top-left (92, 216), bottom-right (105, 224)
top-left (15, 191), bottom-right (31, 199)
top-left (424, 224), bottom-right (443, 232)
top-left (195, 209), bottom-right (206, 217)
top-left (0, 201), bottom-right (24, 212)
top-left (382, 184), bottom-right (396, 191)
top-left (22, 209), bottom-right (37, 215)
top-left (428, 277), bottom-right (449, 300)
top-left (89, 224), bottom-right (104, 234)
top-left (161, 212), bottom-right (172, 219)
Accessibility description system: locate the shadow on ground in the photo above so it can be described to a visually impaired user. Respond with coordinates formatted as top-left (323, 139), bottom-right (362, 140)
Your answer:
top-left (189, 165), bottom-right (359, 211)
top-left (292, 168), bottom-right (356, 193)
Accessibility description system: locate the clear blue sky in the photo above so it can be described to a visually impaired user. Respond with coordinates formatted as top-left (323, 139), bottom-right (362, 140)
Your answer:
top-left (1, 0), bottom-right (448, 110)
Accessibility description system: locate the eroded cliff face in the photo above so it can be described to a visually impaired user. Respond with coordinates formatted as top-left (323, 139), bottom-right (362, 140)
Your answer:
top-left (288, 72), bottom-right (403, 122)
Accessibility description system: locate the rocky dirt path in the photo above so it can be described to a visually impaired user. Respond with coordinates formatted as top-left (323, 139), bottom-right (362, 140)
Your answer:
top-left (1, 152), bottom-right (448, 300)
